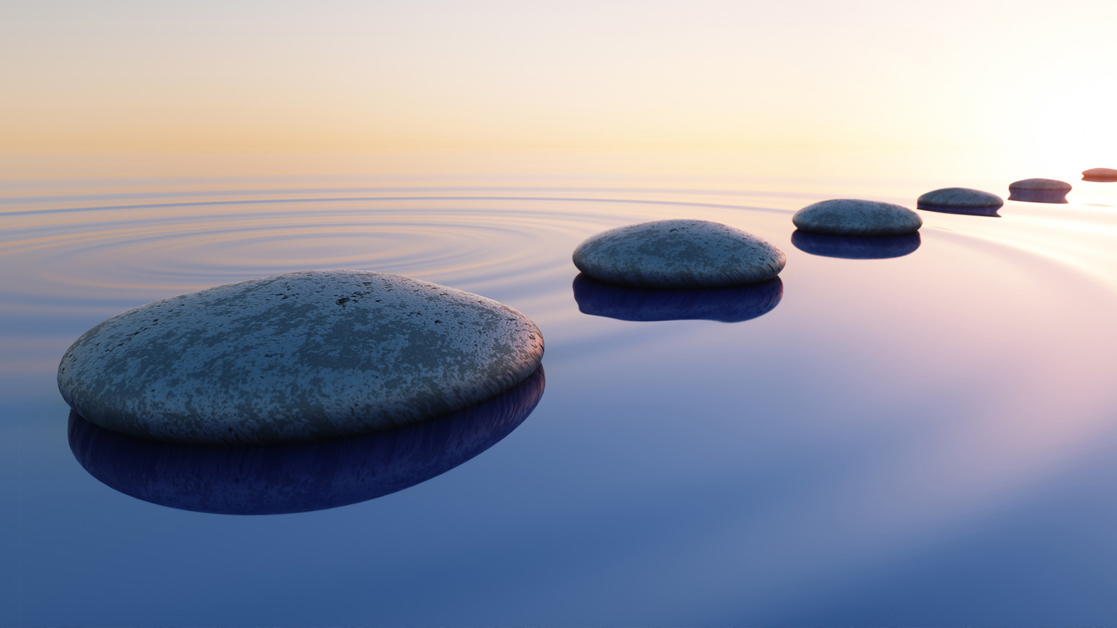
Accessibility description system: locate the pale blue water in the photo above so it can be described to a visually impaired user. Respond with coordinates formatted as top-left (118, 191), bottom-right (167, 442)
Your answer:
top-left (4, 159), bottom-right (1117, 625)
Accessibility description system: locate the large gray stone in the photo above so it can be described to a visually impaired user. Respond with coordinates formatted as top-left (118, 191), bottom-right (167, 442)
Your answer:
top-left (58, 270), bottom-right (544, 445)
top-left (1083, 168), bottom-right (1117, 182)
top-left (917, 187), bottom-right (1003, 209)
top-left (1009, 178), bottom-right (1072, 191)
top-left (571, 219), bottom-right (785, 288)
top-left (792, 199), bottom-right (922, 236)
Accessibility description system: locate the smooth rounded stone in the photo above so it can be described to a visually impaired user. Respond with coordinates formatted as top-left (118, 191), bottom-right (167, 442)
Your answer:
top-left (67, 366), bottom-right (545, 515)
top-left (1008, 179), bottom-right (1070, 204)
top-left (1083, 168), bottom-right (1117, 182)
top-left (1009, 178), bottom-right (1072, 192)
top-left (571, 219), bottom-right (785, 288)
top-left (572, 273), bottom-right (782, 323)
top-left (791, 231), bottom-right (921, 260)
top-left (57, 270), bottom-right (544, 445)
top-left (792, 199), bottom-right (922, 236)
top-left (917, 187), bottom-right (1003, 210)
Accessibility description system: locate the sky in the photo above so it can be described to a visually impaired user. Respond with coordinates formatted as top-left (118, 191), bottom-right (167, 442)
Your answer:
top-left (2, 0), bottom-right (1116, 155)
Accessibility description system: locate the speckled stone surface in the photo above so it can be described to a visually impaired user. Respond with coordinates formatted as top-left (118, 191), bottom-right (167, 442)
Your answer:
top-left (571, 220), bottom-right (785, 288)
top-left (792, 199), bottom-right (922, 236)
top-left (1083, 168), bottom-right (1117, 182)
top-left (917, 188), bottom-right (1003, 209)
top-left (1009, 178), bottom-right (1072, 192)
top-left (58, 270), bottom-right (545, 445)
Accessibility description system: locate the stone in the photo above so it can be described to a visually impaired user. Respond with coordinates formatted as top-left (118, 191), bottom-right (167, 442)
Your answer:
top-left (791, 231), bottom-right (921, 260)
top-left (57, 270), bottom-right (544, 445)
top-left (792, 199), bottom-right (922, 236)
top-left (67, 366), bottom-right (545, 515)
top-left (571, 219), bottom-right (785, 289)
top-left (917, 188), bottom-right (1003, 210)
top-left (1009, 178), bottom-right (1072, 191)
top-left (1008, 179), bottom-right (1071, 204)
top-left (572, 274), bottom-right (782, 323)
top-left (1083, 168), bottom-right (1117, 182)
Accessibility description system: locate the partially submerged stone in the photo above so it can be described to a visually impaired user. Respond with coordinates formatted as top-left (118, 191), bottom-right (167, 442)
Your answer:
top-left (1008, 179), bottom-right (1071, 204)
top-left (572, 219), bottom-right (785, 288)
top-left (1009, 178), bottom-right (1072, 191)
top-left (1083, 168), bottom-right (1117, 182)
top-left (917, 188), bottom-right (1003, 210)
top-left (58, 270), bottom-right (544, 445)
top-left (67, 366), bottom-right (545, 515)
top-left (792, 199), bottom-right (922, 237)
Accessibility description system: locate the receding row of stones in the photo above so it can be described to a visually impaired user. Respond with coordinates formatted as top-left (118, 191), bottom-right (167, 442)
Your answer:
top-left (58, 169), bottom-right (1113, 446)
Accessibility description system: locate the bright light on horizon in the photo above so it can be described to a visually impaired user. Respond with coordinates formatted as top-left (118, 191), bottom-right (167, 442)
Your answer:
top-left (2, 0), bottom-right (1116, 155)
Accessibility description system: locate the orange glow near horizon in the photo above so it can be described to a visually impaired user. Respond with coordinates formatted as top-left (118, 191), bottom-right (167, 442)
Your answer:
top-left (2, 1), bottom-right (1116, 156)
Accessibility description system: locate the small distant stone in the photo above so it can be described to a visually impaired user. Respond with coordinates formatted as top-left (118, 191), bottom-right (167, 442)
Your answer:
top-left (792, 199), bottom-right (922, 237)
top-left (1083, 168), bottom-right (1117, 182)
top-left (572, 219), bottom-right (785, 288)
top-left (57, 270), bottom-right (544, 445)
top-left (917, 188), bottom-right (1003, 210)
top-left (1008, 178), bottom-right (1071, 204)
top-left (1009, 178), bottom-right (1072, 192)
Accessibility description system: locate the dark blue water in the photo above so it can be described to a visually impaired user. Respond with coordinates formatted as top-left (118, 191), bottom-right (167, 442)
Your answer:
top-left (4, 167), bottom-right (1117, 625)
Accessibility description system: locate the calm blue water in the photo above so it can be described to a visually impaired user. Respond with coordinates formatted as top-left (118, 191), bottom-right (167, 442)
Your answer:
top-left (4, 158), bottom-right (1117, 625)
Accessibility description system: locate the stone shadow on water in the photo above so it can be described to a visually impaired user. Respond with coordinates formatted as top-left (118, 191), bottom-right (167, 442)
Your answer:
top-left (791, 230), bottom-right (921, 260)
top-left (572, 274), bottom-right (782, 323)
top-left (68, 366), bottom-right (545, 515)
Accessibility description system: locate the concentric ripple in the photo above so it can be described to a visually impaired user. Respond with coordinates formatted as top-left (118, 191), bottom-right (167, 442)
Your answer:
top-left (0, 188), bottom-right (793, 321)
top-left (9, 178), bottom-right (1117, 624)
top-left (4, 183), bottom-right (1117, 367)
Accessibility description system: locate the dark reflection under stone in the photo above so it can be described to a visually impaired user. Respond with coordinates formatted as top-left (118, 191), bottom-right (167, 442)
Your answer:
top-left (572, 273), bottom-right (782, 323)
top-left (791, 230), bottom-right (921, 259)
top-left (68, 366), bottom-right (545, 515)
top-left (916, 202), bottom-right (1001, 217)
top-left (1008, 189), bottom-right (1069, 204)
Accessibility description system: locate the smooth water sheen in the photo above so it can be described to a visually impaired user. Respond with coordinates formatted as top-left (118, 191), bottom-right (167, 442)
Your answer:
top-left (4, 153), bottom-right (1117, 626)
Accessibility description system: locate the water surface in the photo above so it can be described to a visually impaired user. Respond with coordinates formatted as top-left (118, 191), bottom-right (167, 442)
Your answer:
top-left (4, 151), bottom-right (1117, 625)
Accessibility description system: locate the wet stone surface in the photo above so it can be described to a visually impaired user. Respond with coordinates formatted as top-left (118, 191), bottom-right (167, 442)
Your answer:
top-left (917, 187), bottom-right (1003, 210)
top-left (572, 219), bottom-right (785, 288)
top-left (792, 199), bottom-right (923, 236)
top-left (57, 270), bottom-right (545, 445)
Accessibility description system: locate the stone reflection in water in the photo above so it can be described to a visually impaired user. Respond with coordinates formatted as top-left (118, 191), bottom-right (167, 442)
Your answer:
top-left (572, 274), bottom-right (782, 323)
top-left (916, 202), bottom-right (1001, 217)
top-left (68, 366), bottom-right (545, 515)
top-left (1007, 189), bottom-right (1071, 204)
top-left (1008, 178), bottom-right (1071, 204)
top-left (791, 230), bottom-right (921, 260)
